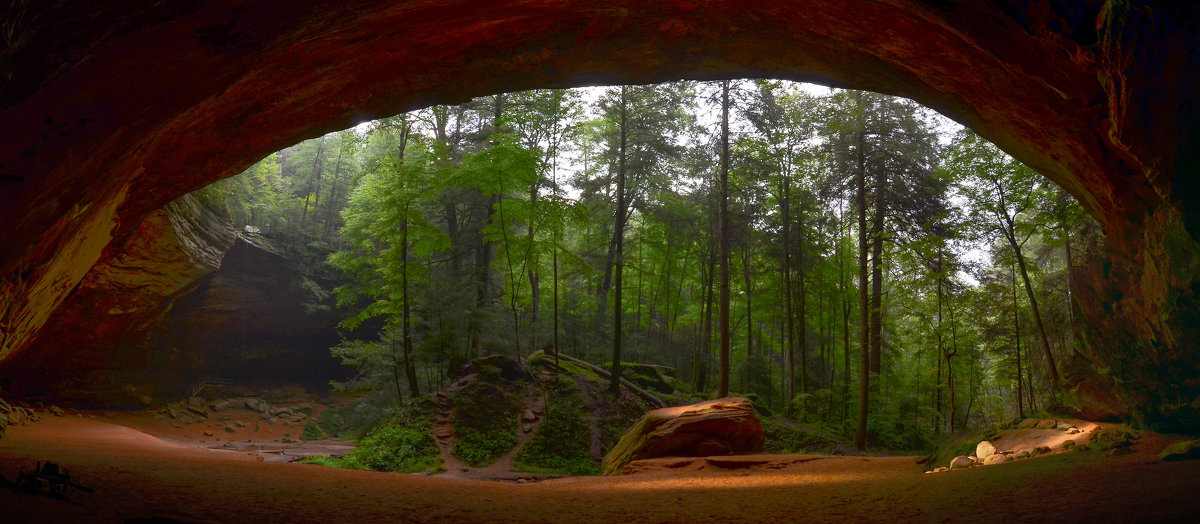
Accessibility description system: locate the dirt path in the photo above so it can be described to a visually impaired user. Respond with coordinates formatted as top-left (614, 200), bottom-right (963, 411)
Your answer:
top-left (430, 375), bottom-right (473, 474)
top-left (1, 416), bottom-right (1198, 523)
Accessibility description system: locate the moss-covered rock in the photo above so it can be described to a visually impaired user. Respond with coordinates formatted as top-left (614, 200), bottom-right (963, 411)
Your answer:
top-left (1158, 440), bottom-right (1200, 461)
top-left (601, 397), bottom-right (763, 476)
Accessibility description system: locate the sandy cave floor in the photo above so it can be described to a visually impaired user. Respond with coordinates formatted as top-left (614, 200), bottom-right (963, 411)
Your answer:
top-left (1, 415), bottom-right (1198, 523)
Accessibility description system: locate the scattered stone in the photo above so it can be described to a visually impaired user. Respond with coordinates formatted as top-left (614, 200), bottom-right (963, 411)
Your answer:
top-left (976, 440), bottom-right (996, 460)
top-left (934, 467), bottom-right (948, 473)
top-left (235, 421), bottom-right (249, 428)
top-left (522, 409), bottom-right (537, 423)
top-left (224, 425), bottom-right (235, 433)
top-left (1159, 440), bottom-right (1200, 461)
top-left (1016, 418), bottom-right (1038, 429)
top-left (203, 430), bottom-right (214, 437)
top-left (1061, 439), bottom-right (1076, 450)
top-left (949, 456), bottom-right (975, 470)
top-left (1035, 446), bottom-right (1051, 455)
top-left (1089, 428), bottom-right (1139, 454)
top-left (1016, 450), bottom-right (1032, 459)
top-left (188, 396), bottom-right (205, 408)
top-left (1068, 427), bottom-right (1081, 434)
top-left (1035, 419), bottom-right (1058, 429)
top-left (522, 424), bottom-right (533, 433)
top-left (266, 417), bottom-right (278, 425)
top-left (983, 454), bottom-right (1012, 465)
top-left (49, 406), bottom-right (65, 417)
top-left (245, 398), bottom-right (261, 410)
top-left (210, 399), bottom-right (231, 412)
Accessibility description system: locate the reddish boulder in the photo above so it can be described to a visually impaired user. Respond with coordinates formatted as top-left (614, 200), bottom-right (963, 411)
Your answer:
top-left (601, 397), bottom-right (763, 476)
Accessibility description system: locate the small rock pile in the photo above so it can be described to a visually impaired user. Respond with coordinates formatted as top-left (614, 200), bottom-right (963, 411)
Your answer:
top-left (928, 423), bottom-right (1086, 474)
top-left (240, 397), bottom-right (309, 425)
top-left (0, 397), bottom-right (42, 437)
top-left (157, 396), bottom-right (310, 426)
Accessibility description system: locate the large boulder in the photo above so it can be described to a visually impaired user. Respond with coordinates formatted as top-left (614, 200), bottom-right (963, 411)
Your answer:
top-left (1159, 440), bottom-right (1200, 461)
top-left (600, 397), bottom-right (763, 476)
top-left (976, 440), bottom-right (996, 460)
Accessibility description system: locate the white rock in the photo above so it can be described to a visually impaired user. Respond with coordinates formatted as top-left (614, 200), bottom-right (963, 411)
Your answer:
top-left (983, 453), bottom-right (1011, 465)
top-left (976, 440), bottom-right (996, 459)
top-left (950, 456), bottom-right (975, 469)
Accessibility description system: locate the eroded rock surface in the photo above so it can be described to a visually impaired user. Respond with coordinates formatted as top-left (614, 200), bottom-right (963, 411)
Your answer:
top-left (0, 1), bottom-right (1197, 427)
top-left (601, 397), bottom-right (764, 476)
top-left (0, 204), bottom-right (350, 406)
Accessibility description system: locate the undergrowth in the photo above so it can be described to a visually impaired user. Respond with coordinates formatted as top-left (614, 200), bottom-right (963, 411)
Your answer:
top-left (514, 380), bottom-right (599, 475)
top-left (302, 397), bottom-right (441, 474)
top-left (452, 382), bottom-right (520, 467)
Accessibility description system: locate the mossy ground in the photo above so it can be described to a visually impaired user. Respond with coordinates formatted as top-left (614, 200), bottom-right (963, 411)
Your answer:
top-left (514, 379), bottom-right (599, 475)
top-left (452, 382), bottom-right (521, 467)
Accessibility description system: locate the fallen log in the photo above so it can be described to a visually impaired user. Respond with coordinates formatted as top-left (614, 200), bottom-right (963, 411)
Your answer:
top-left (546, 350), bottom-right (667, 409)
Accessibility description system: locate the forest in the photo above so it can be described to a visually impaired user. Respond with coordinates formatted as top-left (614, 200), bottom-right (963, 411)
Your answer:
top-left (207, 80), bottom-right (1100, 452)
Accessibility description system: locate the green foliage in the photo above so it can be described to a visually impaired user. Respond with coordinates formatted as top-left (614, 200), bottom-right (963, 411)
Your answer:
top-left (343, 423), bottom-right (443, 473)
top-left (514, 382), bottom-right (599, 475)
top-left (763, 419), bottom-right (828, 454)
top-left (452, 383), bottom-right (521, 467)
top-left (300, 420), bottom-right (326, 440)
top-left (201, 79), bottom-right (1100, 455)
top-left (300, 454), bottom-right (347, 469)
top-left (305, 398), bottom-right (440, 473)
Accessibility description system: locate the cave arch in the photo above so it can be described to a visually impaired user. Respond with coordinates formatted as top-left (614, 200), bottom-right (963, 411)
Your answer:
top-left (1, 1), bottom-right (1197, 426)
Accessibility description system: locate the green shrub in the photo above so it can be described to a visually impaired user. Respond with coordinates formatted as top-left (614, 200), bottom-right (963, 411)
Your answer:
top-left (301, 454), bottom-right (346, 468)
top-left (515, 383), bottom-right (599, 476)
top-left (346, 423), bottom-right (442, 473)
top-left (762, 419), bottom-right (837, 454)
top-left (452, 383), bottom-right (520, 467)
top-left (301, 420), bottom-right (326, 440)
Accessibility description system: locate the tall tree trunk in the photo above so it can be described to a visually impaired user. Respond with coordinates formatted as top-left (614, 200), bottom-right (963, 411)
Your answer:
top-left (717, 80), bottom-right (732, 398)
top-left (936, 250), bottom-right (945, 434)
top-left (853, 91), bottom-right (870, 450)
top-left (743, 241), bottom-right (753, 359)
top-left (946, 294), bottom-right (959, 432)
top-left (300, 136), bottom-right (327, 226)
top-left (781, 175), bottom-right (796, 414)
top-left (1062, 219), bottom-right (1078, 341)
top-left (1012, 262), bottom-right (1026, 419)
top-left (839, 201), bottom-right (850, 422)
top-left (1003, 223), bottom-right (1060, 386)
top-left (321, 134), bottom-right (347, 241)
top-left (528, 181), bottom-right (540, 353)
top-left (401, 207), bottom-right (420, 396)
top-left (609, 85), bottom-right (629, 395)
top-left (798, 199), bottom-right (808, 395)
top-left (869, 163), bottom-right (885, 376)
top-left (471, 100), bottom-right (505, 358)
top-left (698, 227), bottom-right (716, 393)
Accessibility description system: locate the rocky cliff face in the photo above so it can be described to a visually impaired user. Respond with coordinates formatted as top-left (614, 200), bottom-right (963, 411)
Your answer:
top-left (0, 1), bottom-right (1197, 426)
top-left (146, 230), bottom-right (352, 392)
top-left (0, 197), bottom-right (349, 407)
